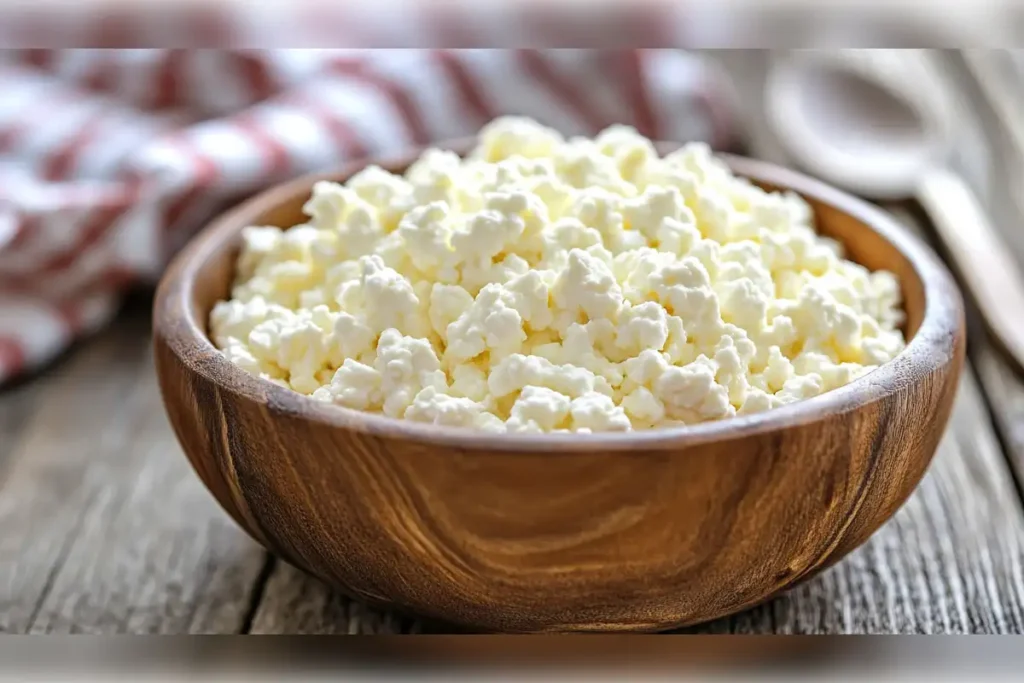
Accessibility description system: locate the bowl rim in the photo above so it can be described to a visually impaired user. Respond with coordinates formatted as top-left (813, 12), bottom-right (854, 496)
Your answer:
top-left (154, 142), bottom-right (965, 453)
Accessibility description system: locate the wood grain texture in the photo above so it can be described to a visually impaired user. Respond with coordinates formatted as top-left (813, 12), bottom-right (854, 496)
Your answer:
top-left (153, 144), bottom-right (964, 632)
top-left (0, 302), bottom-right (267, 634)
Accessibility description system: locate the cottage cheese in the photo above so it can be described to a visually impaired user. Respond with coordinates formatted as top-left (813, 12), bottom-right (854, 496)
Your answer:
top-left (210, 117), bottom-right (907, 433)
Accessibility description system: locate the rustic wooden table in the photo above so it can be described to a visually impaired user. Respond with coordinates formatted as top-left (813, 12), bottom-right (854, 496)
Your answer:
top-left (3, 51), bottom-right (1024, 634)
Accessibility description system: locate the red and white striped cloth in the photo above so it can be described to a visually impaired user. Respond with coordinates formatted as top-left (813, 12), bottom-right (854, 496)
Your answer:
top-left (0, 49), bottom-right (739, 385)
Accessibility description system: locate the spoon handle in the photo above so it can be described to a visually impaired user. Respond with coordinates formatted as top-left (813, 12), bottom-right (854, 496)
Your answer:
top-left (917, 167), bottom-right (1024, 373)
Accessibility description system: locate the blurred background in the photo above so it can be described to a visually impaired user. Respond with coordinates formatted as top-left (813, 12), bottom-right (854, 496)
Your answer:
top-left (4, 0), bottom-right (1024, 655)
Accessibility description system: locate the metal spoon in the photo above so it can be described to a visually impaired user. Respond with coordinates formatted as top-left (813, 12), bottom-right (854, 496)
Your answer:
top-left (765, 49), bottom-right (1024, 374)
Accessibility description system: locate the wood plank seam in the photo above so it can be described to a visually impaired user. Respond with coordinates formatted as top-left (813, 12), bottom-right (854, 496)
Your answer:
top-left (966, 357), bottom-right (1024, 507)
top-left (24, 487), bottom-right (101, 633)
top-left (240, 555), bottom-right (277, 634)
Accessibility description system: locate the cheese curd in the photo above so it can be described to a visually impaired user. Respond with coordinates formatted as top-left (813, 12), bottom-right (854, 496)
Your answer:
top-left (210, 117), bottom-right (907, 433)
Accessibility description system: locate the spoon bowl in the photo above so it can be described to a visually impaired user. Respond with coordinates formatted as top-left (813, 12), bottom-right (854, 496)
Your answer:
top-left (765, 50), bottom-right (952, 200)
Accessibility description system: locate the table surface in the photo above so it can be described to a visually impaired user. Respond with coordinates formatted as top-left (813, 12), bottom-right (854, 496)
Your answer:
top-left (4, 51), bottom-right (1024, 634)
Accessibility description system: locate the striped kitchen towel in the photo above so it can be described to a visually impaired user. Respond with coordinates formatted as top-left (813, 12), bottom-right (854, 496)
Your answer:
top-left (0, 49), bottom-right (738, 385)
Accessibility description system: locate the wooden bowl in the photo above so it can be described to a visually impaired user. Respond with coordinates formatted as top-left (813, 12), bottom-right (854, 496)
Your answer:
top-left (153, 143), bottom-right (965, 633)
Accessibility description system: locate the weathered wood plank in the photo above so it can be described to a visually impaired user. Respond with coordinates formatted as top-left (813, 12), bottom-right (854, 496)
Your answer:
top-left (249, 560), bottom-right (414, 634)
top-left (976, 348), bottom-right (1024, 485)
top-left (0, 315), bottom-right (150, 633)
top-left (0, 305), bottom-right (267, 634)
top-left (0, 337), bottom-right (85, 477)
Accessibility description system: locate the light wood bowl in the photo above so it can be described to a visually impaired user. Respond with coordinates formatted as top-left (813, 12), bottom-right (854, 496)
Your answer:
top-left (153, 143), bottom-right (965, 633)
